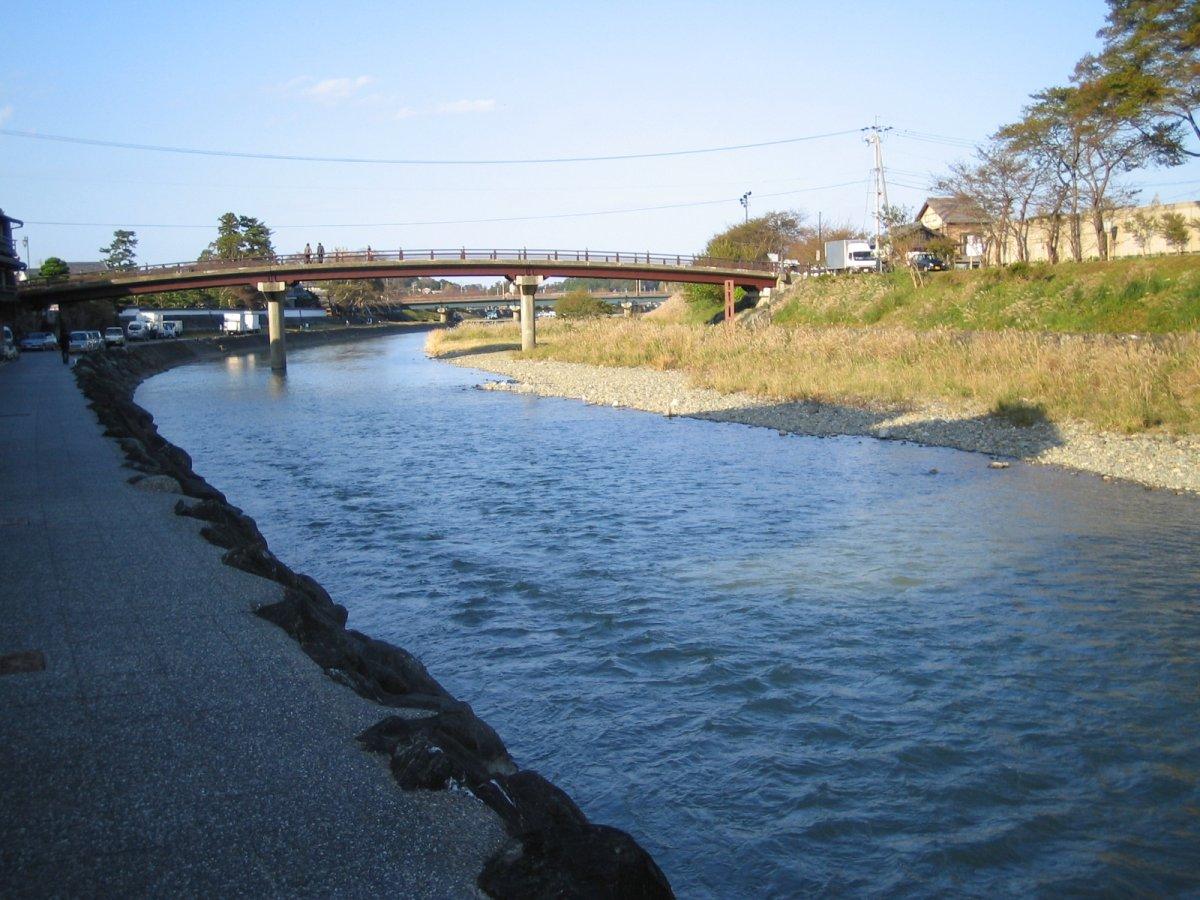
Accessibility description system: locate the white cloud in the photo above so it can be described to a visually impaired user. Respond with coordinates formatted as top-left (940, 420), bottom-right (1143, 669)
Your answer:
top-left (436, 98), bottom-right (496, 115)
top-left (395, 106), bottom-right (420, 120)
top-left (282, 75), bottom-right (376, 104)
top-left (0, 105), bottom-right (12, 126)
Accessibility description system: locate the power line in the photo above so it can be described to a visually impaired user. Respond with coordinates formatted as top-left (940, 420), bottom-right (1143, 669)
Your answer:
top-left (0, 168), bottom-right (871, 194)
top-left (0, 126), bottom-right (863, 166)
top-left (893, 129), bottom-right (978, 149)
top-left (22, 180), bottom-right (868, 231)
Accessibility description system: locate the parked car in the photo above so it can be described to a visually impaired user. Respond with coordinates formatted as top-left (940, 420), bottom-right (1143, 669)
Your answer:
top-left (160, 322), bottom-right (179, 339)
top-left (19, 331), bottom-right (58, 351)
top-left (910, 252), bottom-right (948, 272)
top-left (68, 330), bottom-right (91, 354)
top-left (85, 330), bottom-right (105, 350)
top-left (103, 327), bottom-right (126, 347)
top-left (1, 327), bottom-right (17, 361)
top-left (126, 321), bottom-right (149, 341)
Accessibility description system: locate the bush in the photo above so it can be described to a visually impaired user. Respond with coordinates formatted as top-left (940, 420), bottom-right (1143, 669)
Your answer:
top-left (39, 257), bottom-right (70, 280)
top-left (992, 397), bottom-right (1048, 427)
top-left (555, 290), bottom-right (613, 319)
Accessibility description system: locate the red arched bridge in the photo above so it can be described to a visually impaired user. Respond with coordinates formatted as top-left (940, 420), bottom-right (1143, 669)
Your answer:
top-left (18, 248), bottom-right (777, 370)
top-left (16, 247), bottom-right (777, 304)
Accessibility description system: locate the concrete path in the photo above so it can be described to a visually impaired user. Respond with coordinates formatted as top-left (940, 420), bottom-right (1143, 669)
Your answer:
top-left (0, 351), bottom-right (505, 896)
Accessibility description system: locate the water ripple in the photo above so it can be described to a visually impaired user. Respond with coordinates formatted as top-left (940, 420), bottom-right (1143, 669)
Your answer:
top-left (139, 333), bottom-right (1200, 898)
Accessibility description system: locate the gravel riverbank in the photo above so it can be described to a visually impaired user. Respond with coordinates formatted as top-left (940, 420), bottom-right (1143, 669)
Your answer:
top-left (437, 349), bottom-right (1200, 495)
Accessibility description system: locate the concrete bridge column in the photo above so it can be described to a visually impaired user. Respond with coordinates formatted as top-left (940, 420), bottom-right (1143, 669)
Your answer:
top-left (515, 275), bottom-right (543, 351)
top-left (437, 307), bottom-right (450, 324)
top-left (509, 305), bottom-right (521, 322)
top-left (257, 281), bottom-right (288, 372)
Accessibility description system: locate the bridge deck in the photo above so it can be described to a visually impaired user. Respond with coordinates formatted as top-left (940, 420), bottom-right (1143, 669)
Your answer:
top-left (17, 249), bottom-right (778, 304)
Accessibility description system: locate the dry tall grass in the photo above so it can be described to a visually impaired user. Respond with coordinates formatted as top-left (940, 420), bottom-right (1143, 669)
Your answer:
top-left (428, 320), bottom-right (1200, 434)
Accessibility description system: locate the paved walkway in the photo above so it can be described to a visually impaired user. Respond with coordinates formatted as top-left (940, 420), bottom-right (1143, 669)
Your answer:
top-left (0, 352), bottom-right (505, 896)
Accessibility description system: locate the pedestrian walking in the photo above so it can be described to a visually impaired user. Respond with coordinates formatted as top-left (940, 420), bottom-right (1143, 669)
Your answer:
top-left (58, 318), bottom-right (69, 365)
top-left (316, 242), bottom-right (325, 264)
top-left (303, 242), bottom-right (312, 264)
top-left (366, 245), bottom-right (373, 261)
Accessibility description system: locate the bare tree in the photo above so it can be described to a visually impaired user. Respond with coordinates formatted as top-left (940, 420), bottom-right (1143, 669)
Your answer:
top-left (879, 204), bottom-right (923, 285)
top-left (1127, 208), bottom-right (1159, 254)
top-left (932, 150), bottom-right (1012, 265)
top-left (1000, 89), bottom-right (1087, 262)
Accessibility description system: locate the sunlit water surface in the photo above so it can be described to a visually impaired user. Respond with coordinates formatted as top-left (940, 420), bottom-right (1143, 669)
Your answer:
top-left (138, 332), bottom-right (1200, 897)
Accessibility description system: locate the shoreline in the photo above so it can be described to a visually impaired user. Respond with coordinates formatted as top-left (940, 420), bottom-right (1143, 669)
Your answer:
top-left (434, 347), bottom-right (1200, 496)
top-left (72, 330), bottom-right (674, 897)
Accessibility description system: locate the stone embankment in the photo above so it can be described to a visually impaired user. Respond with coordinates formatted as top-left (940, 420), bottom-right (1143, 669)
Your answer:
top-left (73, 332), bottom-right (673, 899)
top-left (438, 350), bottom-right (1200, 495)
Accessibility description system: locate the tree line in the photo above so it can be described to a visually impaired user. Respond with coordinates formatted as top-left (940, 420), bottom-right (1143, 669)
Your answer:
top-left (934, 0), bottom-right (1198, 264)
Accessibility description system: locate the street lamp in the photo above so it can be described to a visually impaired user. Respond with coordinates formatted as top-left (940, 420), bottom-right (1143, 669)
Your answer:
top-left (740, 191), bottom-right (752, 223)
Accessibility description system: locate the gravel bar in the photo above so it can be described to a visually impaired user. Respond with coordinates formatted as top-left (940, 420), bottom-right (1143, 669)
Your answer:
top-left (437, 349), bottom-right (1200, 496)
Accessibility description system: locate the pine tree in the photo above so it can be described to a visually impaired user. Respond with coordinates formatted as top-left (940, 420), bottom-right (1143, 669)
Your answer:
top-left (99, 229), bottom-right (138, 270)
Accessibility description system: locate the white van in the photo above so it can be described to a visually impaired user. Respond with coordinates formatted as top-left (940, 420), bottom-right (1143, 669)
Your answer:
top-left (126, 321), bottom-right (149, 341)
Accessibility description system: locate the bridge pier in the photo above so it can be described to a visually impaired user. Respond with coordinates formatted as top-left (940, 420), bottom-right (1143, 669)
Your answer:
top-left (257, 281), bottom-right (288, 372)
top-left (515, 275), bottom-right (543, 351)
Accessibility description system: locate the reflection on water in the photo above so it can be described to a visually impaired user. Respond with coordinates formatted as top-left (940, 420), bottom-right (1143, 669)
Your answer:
top-left (139, 332), bottom-right (1200, 897)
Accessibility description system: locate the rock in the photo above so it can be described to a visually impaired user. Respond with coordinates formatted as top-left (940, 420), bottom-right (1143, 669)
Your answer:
top-left (988, 461), bottom-right (1010, 469)
top-left (927, 468), bottom-right (939, 475)
top-left (479, 823), bottom-right (674, 900)
top-left (129, 474), bottom-right (183, 493)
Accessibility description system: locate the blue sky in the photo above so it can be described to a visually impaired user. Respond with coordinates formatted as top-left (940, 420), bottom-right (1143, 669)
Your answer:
top-left (3, 0), bottom-right (1198, 267)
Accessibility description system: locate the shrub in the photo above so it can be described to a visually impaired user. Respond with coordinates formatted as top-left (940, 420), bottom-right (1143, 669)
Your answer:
top-left (39, 257), bottom-right (70, 280)
top-left (555, 289), bottom-right (613, 319)
top-left (992, 397), bottom-right (1049, 427)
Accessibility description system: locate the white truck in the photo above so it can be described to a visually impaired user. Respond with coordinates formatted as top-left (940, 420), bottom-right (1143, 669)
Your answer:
top-left (160, 320), bottom-right (183, 338)
top-left (222, 311), bottom-right (261, 333)
top-left (824, 239), bottom-right (879, 273)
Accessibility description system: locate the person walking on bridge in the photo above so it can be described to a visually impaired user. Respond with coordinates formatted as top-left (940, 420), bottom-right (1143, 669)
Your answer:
top-left (316, 242), bottom-right (325, 264)
top-left (303, 242), bottom-right (312, 264)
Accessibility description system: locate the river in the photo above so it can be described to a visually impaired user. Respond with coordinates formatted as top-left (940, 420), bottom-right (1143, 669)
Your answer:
top-left (137, 331), bottom-right (1200, 897)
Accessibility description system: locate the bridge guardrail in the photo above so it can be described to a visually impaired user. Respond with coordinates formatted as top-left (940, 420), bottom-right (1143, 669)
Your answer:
top-left (20, 248), bottom-right (776, 287)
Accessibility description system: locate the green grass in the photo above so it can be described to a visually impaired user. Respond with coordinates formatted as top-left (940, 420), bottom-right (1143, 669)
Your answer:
top-left (772, 255), bottom-right (1200, 333)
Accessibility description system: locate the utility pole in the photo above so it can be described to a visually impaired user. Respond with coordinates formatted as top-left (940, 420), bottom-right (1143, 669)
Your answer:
top-left (864, 122), bottom-right (892, 272)
top-left (740, 191), bottom-right (752, 223)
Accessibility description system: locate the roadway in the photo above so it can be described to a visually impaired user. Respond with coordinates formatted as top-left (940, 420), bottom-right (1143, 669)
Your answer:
top-left (0, 350), bottom-right (506, 893)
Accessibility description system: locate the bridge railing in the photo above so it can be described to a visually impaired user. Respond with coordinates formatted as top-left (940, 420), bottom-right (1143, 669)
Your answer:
top-left (20, 248), bottom-right (776, 287)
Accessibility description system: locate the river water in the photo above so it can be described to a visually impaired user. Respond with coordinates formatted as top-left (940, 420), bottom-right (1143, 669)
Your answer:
top-left (138, 331), bottom-right (1200, 897)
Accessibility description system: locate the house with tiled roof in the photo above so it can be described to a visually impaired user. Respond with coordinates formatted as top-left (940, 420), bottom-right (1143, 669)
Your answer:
top-left (0, 209), bottom-right (25, 300)
top-left (915, 198), bottom-right (989, 263)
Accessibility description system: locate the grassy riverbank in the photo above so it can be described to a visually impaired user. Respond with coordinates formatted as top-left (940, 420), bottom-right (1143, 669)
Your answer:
top-left (772, 255), bottom-right (1200, 333)
top-left (429, 316), bottom-right (1200, 434)
top-left (426, 256), bottom-right (1200, 436)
